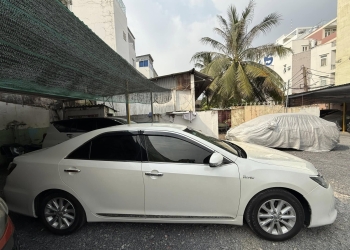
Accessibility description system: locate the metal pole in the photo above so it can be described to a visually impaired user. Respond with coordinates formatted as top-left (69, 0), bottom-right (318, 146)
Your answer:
top-left (303, 66), bottom-right (308, 92)
top-left (285, 80), bottom-right (289, 112)
top-left (125, 82), bottom-right (131, 124)
top-left (343, 103), bottom-right (346, 132)
top-left (150, 91), bottom-right (154, 123)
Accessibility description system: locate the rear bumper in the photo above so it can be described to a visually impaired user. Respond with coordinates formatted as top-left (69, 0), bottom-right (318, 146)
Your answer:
top-left (306, 184), bottom-right (337, 228)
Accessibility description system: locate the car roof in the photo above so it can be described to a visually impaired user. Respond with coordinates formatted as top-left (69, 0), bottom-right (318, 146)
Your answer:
top-left (51, 117), bottom-right (130, 123)
top-left (97, 123), bottom-right (187, 132)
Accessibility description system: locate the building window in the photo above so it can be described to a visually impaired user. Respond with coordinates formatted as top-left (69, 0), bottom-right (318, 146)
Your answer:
top-left (325, 28), bottom-right (336, 37)
top-left (320, 55), bottom-right (327, 67)
top-left (139, 60), bottom-right (149, 67)
top-left (302, 46), bottom-right (308, 51)
top-left (123, 31), bottom-right (126, 41)
top-left (320, 77), bottom-right (327, 86)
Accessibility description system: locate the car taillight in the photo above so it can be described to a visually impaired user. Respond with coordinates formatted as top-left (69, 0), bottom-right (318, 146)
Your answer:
top-left (0, 216), bottom-right (14, 250)
top-left (7, 163), bottom-right (17, 175)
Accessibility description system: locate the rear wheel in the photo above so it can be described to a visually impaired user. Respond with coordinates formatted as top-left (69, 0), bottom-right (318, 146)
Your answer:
top-left (245, 189), bottom-right (304, 241)
top-left (39, 192), bottom-right (86, 235)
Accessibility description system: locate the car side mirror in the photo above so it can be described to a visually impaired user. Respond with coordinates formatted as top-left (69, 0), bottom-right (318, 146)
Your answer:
top-left (209, 153), bottom-right (223, 167)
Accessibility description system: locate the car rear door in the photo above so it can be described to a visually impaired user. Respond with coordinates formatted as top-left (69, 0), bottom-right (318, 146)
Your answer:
top-left (141, 131), bottom-right (240, 219)
top-left (59, 131), bottom-right (145, 216)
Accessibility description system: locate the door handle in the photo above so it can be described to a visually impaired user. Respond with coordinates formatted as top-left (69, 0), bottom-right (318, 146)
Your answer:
top-left (64, 168), bottom-right (81, 173)
top-left (145, 172), bottom-right (163, 177)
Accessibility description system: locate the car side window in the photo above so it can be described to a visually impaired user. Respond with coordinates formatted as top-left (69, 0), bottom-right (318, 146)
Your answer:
top-left (96, 119), bottom-right (122, 129)
top-left (144, 135), bottom-right (212, 164)
top-left (67, 141), bottom-right (91, 160)
top-left (67, 134), bottom-right (142, 161)
top-left (90, 134), bottom-right (141, 161)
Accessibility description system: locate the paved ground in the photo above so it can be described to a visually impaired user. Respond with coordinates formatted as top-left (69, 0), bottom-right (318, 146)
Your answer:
top-left (9, 134), bottom-right (350, 250)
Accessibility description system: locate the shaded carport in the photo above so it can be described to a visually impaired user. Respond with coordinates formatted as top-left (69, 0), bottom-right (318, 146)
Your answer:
top-left (288, 83), bottom-right (350, 131)
top-left (0, 0), bottom-right (170, 122)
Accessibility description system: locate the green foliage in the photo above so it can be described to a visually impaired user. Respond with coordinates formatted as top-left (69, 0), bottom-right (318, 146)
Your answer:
top-left (191, 0), bottom-right (292, 108)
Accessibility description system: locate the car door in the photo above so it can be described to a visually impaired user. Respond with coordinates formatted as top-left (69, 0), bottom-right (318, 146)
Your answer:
top-left (59, 131), bottom-right (145, 216)
top-left (141, 132), bottom-right (240, 219)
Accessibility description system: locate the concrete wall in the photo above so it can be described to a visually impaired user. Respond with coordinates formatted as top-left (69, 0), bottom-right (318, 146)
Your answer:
top-left (310, 41), bottom-right (336, 88)
top-left (112, 0), bottom-right (129, 61)
top-left (71, 0), bottom-right (117, 51)
top-left (71, 0), bottom-right (130, 62)
top-left (291, 50), bottom-right (311, 93)
top-left (230, 105), bottom-right (320, 128)
top-left (0, 103), bottom-right (50, 167)
top-left (335, 0), bottom-right (350, 85)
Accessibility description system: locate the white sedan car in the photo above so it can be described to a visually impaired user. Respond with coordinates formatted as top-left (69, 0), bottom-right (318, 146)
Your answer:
top-left (4, 124), bottom-right (336, 241)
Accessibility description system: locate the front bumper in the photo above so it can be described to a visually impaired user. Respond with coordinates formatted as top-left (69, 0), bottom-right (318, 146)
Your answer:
top-left (306, 184), bottom-right (337, 228)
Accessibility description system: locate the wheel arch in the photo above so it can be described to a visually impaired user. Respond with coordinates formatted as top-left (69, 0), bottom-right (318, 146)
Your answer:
top-left (34, 189), bottom-right (79, 217)
top-left (243, 187), bottom-right (311, 226)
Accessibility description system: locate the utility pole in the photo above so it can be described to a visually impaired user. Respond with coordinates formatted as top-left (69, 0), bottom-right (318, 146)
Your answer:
top-left (125, 81), bottom-right (131, 124)
top-left (303, 66), bottom-right (308, 92)
top-left (285, 80), bottom-right (290, 111)
top-left (150, 91), bottom-right (154, 123)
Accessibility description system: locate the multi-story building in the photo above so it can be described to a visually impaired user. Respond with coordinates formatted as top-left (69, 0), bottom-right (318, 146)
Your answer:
top-left (69, 0), bottom-right (136, 66)
top-left (265, 27), bottom-right (315, 95)
top-left (136, 54), bottom-right (158, 79)
top-left (306, 19), bottom-right (337, 91)
top-left (335, 0), bottom-right (350, 85)
top-left (268, 19), bottom-right (338, 95)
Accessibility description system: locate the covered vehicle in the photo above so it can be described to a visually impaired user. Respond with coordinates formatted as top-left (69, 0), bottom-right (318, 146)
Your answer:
top-left (226, 113), bottom-right (339, 152)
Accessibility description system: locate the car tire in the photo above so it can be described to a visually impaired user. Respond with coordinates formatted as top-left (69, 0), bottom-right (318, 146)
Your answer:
top-left (39, 191), bottom-right (86, 235)
top-left (245, 189), bottom-right (304, 241)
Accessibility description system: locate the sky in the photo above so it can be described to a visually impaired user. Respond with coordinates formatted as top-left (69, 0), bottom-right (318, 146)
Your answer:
top-left (125, 0), bottom-right (337, 76)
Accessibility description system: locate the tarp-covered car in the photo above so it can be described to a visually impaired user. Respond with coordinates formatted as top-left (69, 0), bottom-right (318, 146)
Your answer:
top-left (226, 113), bottom-right (339, 152)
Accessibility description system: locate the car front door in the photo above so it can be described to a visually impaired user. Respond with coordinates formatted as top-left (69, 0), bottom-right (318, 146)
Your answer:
top-left (59, 132), bottom-right (145, 216)
top-left (141, 132), bottom-right (240, 219)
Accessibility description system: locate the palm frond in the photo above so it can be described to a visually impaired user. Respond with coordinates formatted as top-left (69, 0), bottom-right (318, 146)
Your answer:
top-left (237, 63), bottom-right (254, 98)
top-left (200, 37), bottom-right (228, 54)
top-left (213, 27), bottom-right (228, 41)
top-left (241, 0), bottom-right (255, 26)
top-left (241, 44), bottom-right (293, 61)
top-left (227, 5), bottom-right (239, 24)
top-left (240, 13), bottom-right (281, 50)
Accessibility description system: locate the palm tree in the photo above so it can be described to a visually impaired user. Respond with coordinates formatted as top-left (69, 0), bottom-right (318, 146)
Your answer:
top-left (191, 0), bottom-right (292, 108)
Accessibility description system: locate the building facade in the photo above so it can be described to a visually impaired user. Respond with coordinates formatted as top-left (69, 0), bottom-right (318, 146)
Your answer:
top-left (136, 54), bottom-right (158, 79)
top-left (269, 19), bottom-right (338, 95)
top-left (335, 0), bottom-right (350, 85)
top-left (266, 27), bottom-right (314, 95)
top-left (69, 0), bottom-right (136, 66)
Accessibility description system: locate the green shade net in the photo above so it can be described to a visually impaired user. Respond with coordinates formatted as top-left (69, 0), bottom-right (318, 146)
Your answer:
top-left (0, 0), bottom-right (171, 103)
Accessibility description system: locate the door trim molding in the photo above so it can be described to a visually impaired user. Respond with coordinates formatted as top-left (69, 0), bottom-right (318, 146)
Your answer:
top-left (96, 213), bottom-right (234, 220)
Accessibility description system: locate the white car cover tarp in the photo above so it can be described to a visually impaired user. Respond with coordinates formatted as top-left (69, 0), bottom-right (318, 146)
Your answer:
top-left (226, 113), bottom-right (340, 152)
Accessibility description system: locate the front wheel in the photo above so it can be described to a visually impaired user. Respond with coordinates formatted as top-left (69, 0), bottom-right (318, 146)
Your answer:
top-left (39, 192), bottom-right (86, 235)
top-left (245, 189), bottom-right (305, 241)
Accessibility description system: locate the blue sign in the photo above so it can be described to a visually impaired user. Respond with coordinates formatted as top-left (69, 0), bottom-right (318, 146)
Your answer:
top-left (264, 56), bottom-right (273, 66)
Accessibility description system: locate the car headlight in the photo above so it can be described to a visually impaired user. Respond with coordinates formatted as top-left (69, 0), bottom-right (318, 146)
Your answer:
top-left (310, 174), bottom-right (329, 188)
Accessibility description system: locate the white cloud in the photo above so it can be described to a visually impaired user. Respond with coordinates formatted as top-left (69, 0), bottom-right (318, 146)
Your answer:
top-left (189, 0), bottom-right (204, 7)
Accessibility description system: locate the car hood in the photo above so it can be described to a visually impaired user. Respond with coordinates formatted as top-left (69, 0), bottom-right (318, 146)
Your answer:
top-left (231, 141), bottom-right (318, 174)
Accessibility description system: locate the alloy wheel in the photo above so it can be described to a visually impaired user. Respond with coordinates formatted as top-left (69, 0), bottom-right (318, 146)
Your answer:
top-left (44, 197), bottom-right (76, 230)
top-left (257, 199), bottom-right (296, 235)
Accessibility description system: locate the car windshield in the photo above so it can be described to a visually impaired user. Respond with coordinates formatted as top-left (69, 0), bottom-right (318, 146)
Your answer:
top-left (184, 128), bottom-right (240, 156)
